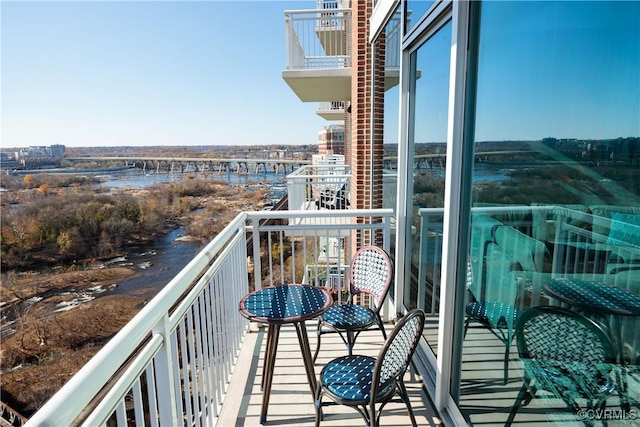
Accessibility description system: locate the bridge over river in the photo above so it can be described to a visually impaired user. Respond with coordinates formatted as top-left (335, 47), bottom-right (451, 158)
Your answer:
top-left (65, 156), bottom-right (312, 175)
top-left (66, 150), bottom-right (533, 174)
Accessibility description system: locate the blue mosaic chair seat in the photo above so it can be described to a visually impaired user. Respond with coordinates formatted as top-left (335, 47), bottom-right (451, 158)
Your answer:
top-left (320, 356), bottom-right (392, 402)
top-left (313, 246), bottom-right (393, 362)
top-left (321, 304), bottom-right (375, 330)
top-left (314, 309), bottom-right (425, 427)
top-left (506, 306), bottom-right (617, 426)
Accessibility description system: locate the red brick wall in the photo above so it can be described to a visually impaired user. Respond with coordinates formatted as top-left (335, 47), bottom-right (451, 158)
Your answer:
top-left (348, 0), bottom-right (385, 246)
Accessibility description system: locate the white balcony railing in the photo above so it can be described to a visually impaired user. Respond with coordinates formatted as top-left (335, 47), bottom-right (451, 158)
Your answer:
top-left (25, 209), bottom-right (393, 427)
top-left (286, 165), bottom-right (397, 212)
top-left (21, 200), bottom-right (638, 425)
top-left (316, 100), bottom-right (345, 118)
top-left (318, 101), bottom-right (345, 111)
top-left (285, 9), bottom-right (351, 70)
top-left (286, 164), bottom-right (350, 210)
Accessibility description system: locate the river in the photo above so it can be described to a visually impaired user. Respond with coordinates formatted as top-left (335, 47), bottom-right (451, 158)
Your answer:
top-left (2, 168), bottom-right (287, 325)
top-left (95, 169), bottom-right (288, 300)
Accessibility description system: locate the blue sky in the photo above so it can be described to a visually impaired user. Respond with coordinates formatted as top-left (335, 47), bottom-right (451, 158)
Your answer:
top-left (2, 0), bottom-right (326, 147)
top-left (2, 1), bottom-right (639, 149)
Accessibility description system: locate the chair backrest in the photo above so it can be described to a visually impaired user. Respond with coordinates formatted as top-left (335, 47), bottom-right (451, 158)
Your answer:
top-left (350, 246), bottom-right (393, 307)
top-left (371, 309), bottom-right (425, 401)
top-left (515, 306), bottom-right (616, 365)
top-left (469, 225), bottom-right (548, 311)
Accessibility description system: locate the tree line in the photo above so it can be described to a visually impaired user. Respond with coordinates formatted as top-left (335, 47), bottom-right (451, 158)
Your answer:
top-left (1, 174), bottom-right (266, 269)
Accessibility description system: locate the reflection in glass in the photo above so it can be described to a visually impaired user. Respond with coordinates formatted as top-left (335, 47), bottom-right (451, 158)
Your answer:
top-left (383, 8), bottom-right (401, 212)
top-left (460, 1), bottom-right (639, 425)
top-left (405, 1), bottom-right (436, 34)
top-left (405, 20), bottom-right (452, 356)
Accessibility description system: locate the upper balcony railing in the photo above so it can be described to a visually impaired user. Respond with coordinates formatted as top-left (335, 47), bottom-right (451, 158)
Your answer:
top-left (318, 101), bottom-right (345, 111)
top-left (316, 101), bottom-right (345, 119)
top-left (286, 164), bottom-right (350, 211)
top-left (24, 209), bottom-right (393, 427)
top-left (284, 9), bottom-right (352, 71)
top-left (286, 164), bottom-right (398, 212)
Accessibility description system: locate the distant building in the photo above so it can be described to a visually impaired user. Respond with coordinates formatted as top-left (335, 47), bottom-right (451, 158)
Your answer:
top-left (49, 144), bottom-right (66, 158)
top-left (8, 145), bottom-right (66, 170)
top-left (318, 125), bottom-right (344, 155)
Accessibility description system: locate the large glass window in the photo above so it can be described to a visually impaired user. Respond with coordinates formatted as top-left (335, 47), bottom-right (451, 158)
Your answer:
top-left (405, 1), bottom-right (436, 34)
top-left (382, 8), bottom-right (401, 212)
top-left (458, 1), bottom-right (640, 425)
top-left (404, 19), bottom-right (452, 356)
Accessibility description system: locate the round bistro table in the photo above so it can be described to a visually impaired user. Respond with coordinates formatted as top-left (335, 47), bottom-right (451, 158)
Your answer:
top-left (239, 284), bottom-right (331, 424)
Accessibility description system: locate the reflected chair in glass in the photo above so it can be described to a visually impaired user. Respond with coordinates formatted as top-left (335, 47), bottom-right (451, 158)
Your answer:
top-left (506, 306), bottom-right (617, 426)
top-left (312, 246), bottom-right (393, 362)
top-left (314, 309), bottom-right (425, 427)
top-left (464, 253), bottom-right (522, 385)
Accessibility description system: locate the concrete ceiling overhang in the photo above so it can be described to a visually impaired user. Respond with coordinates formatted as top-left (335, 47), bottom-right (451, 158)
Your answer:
top-left (317, 109), bottom-right (345, 120)
top-left (282, 68), bottom-right (351, 102)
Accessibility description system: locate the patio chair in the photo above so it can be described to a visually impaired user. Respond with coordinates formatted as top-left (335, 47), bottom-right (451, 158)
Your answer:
top-left (316, 184), bottom-right (349, 209)
top-left (312, 246), bottom-right (393, 362)
top-left (506, 306), bottom-right (617, 426)
top-left (314, 309), bottom-right (425, 427)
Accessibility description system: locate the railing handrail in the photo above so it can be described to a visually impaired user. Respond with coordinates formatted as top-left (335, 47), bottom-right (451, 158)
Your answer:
top-left (286, 165), bottom-right (350, 178)
top-left (25, 213), bottom-right (249, 427)
top-left (246, 208), bottom-right (391, 220)
top-left (284, 8), bottom-right (351, 16)
top-left (286, 172), bottom-right (351, 180)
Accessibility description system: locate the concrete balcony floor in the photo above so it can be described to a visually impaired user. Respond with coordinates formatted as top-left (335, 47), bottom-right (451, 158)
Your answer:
top-left (219, 322), bottom-right (443, 426)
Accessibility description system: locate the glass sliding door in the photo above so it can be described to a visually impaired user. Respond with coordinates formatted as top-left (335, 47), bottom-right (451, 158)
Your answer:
top-left (458, 1), bottom-right (640, 425)
top-left (403, 18), bottom-right (452, 356)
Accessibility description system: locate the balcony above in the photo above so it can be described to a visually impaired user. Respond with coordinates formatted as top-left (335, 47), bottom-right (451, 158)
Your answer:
top-left (283, 9), bottom-right (352, 102)
top-left (316, 101), bottom-right (345, 120)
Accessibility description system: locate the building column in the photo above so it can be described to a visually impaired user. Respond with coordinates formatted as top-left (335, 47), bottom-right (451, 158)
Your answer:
top-left (349, 0), bottom-right (384, 212)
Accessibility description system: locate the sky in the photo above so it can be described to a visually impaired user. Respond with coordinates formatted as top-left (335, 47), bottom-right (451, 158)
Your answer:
top-left (2, 1), bottom-right (639, 149)
top-left (1, 0), bottom-right (327, 148)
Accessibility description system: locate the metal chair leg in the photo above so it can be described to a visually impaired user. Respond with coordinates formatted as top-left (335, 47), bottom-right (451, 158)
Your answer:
top-left (313, 319), bottom-right (323, 362)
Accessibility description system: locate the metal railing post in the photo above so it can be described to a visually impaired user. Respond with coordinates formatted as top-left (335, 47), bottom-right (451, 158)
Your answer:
top-left (152, 317), bottom-right (179, 426)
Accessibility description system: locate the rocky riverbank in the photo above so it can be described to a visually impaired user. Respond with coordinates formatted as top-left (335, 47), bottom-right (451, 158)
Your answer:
top-left (0, 267), bottom-right (144, 415)
top-left (0, 176), bottom-right (270, 418)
